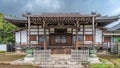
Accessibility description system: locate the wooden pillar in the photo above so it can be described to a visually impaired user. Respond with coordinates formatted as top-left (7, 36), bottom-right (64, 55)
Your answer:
top-left (28, 16), bottom-right (31, 48)
top-left (37, 25), bottom-right (39, 44)
top-left (83, 25), bottom-right (85, 44)
top-left (71, 28), bottom-right (73, 46)
top-left (76, 21), bottom-right (79, 50)
top-left (92, 15), bottom-right (95, 48)
top-left (43, 21), bottom-right (47, 50)
top-left (48, 28), bottom-right (50, 46)
top-left (20, 30), bottom-right (22, 46)
top-left (26, 28), bottom-right (28, 46)
top-left (102, 30), bottom-right (104, 46)
top-left (76, 28), bottom-right (78, 50)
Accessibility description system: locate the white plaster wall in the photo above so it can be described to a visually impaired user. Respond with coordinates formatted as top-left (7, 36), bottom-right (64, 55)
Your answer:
top-left (96, 28), bottom-right (102, 43)
top-left (15, 32), bottom-right (20, 43)
top-left (21, 30), bottom-right (27, 44)
top-left (15, 30), bottom-right (27, 44)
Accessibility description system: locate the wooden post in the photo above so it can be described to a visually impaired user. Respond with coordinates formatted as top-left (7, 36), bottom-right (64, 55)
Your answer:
top-left (83, 25), bottom-right (85, 44)
top-left (76, 21), bottom-right (79, 50)
top-left (28, 16), bottom-right (31, 48)
top-left (92, 15), bottom-right (95, 48)
top-left (20, 30), bottom-right (22, 46)
top-left (43, 21), bottom-right (47, 50)
top-left (76, 28), bottom-right (78, 50)
top-left (26, 28), bottom-right (28, 46)
top-left (102, 30), bottom-right (104, 46)
top-left (37, 25), bottom-right (39, 45)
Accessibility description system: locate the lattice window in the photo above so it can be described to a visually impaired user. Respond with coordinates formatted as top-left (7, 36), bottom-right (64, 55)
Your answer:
top-left (73, 35), bottom-right (83, 42)
top-left (38, 36), bottom-right (49, 43)
top-left (85, 35), bottom-right (92, 41)
top-left (104, 37), bottom-right (111, 42)
top-left (30, 35), bottom-right (36, 41)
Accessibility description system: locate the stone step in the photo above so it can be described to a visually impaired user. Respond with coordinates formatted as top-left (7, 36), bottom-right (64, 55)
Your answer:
top-left (51, 48), bottom-right (71, 54)
top-left (39, 64), bottom-right (84, 68)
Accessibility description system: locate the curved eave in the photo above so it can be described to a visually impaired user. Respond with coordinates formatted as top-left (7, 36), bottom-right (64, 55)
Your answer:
top-left (4, 18), bottom-right (119, 27)
top-left (29, 13), bottom-right (93, 17)
top-left (4, 18), bottom-right (27, 27)
top-left (95, 19), bottom-right (118, 26)
top-left (95, 16), bottom-right (119, 26)
top-left (4, 14), bottom-right (120, 27)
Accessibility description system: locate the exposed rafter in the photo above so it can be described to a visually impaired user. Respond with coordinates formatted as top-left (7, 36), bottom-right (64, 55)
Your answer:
top-left (4, 13), bottom-right (120, 27)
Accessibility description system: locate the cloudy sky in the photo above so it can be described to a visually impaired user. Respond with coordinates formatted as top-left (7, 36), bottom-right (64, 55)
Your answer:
top-left (0, 0), bottom-right (120, 27)
top-left (0, 0), bottom-right (120, 16)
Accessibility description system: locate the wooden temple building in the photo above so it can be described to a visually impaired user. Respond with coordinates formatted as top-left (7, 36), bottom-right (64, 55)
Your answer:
top-left (4, 13), bottom-right (120, 53)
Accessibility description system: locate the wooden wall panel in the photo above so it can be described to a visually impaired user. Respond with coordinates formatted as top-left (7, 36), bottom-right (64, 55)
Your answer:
top-left (30, 35), bottom-right (36, 41)
top-left (104, 37), bottom-right (111, 42)
top-left (67, 34), bottom-right (72, 46)
top-left (49, 34), bottom-right (55, 46)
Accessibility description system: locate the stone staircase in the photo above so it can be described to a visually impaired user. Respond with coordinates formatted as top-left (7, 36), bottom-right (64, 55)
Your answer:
top-left (39, 54), bottom-right (84, 68)
top-left (51, 48), bottom-right (71, 54)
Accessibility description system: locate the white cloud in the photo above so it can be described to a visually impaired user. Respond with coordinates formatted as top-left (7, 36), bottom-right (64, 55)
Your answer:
top-left (23, 0), bottom-right (61, 12)
top-left (108, 7), bottom-right (120, 16)
top-left (36, 0), bottom-right (60, 9)
top-left (25, 2), bottom-right (34, 10)
top-left (109, 0), bottom-right (118, 5)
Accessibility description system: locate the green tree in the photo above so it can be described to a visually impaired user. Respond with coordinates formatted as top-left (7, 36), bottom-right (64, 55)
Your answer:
top-left (118, 37), bottom-right (120, 43)
top-left (0, 13), bottom-right (16, 44)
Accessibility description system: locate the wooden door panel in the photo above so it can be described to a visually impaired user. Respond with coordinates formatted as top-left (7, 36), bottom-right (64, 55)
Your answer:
top-left (49, 35), bottom-right (55, 46)
top-left (67, 34), bottom-right (72, 46)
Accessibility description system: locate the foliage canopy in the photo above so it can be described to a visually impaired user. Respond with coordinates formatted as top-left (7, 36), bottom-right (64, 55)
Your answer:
top-left (0, 13), bottom-right (16, 44)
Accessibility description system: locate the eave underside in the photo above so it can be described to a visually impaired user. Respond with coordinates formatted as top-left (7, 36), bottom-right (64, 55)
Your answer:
top-left (4, 14), bottom-right (119, 27)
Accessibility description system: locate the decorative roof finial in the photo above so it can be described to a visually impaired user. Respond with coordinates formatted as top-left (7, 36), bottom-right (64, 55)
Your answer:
top-left (25, 12), bottom-right (31, 15)
top-left (22, 12), bottom-right (31, 17)
top-left (91, 11), bottom-right (97, 15)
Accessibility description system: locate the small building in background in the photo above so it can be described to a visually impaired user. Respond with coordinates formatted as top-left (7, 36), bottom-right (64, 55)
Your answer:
top-left (0, 44), bottom-right (7, 51)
